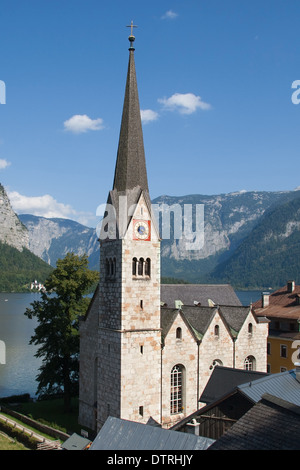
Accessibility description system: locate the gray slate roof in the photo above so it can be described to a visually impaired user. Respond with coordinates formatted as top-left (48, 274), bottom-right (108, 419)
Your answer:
top-left (161, 304), bottom-right (253, 343)
top-left (209, 394), bottom-right (300, 450)
top-left (161, 284), bottom-right (242, 308)
top-left (89, 417), bottom-right (215, 450)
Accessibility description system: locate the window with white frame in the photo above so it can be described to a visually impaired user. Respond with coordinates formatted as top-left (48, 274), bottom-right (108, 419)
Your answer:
top-left (170, 365), bottom-right (184, 414)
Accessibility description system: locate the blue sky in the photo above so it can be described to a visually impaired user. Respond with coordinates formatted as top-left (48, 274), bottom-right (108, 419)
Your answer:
top-left (0, 0), bottom-right (300, 227)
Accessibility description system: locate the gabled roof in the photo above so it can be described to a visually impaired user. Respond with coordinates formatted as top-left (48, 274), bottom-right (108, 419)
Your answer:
top-left (161, 284), bottom-right (242, 308)
top-left (200, 366), bottom-right (269, 404)
top-left (161, 304), bottom-right (257, 344)
top-left (219, 305), bottom-right (253, 336)
top-left (179, 305), bottom-right (218, 341)
top-left (89, 416), bottom-right (215, 450)
top-left (209, 394), bottom-right (300, 450)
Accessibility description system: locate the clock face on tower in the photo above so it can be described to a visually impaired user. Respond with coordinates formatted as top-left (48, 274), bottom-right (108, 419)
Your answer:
top-left (133, 219), bottom-right (151, 241)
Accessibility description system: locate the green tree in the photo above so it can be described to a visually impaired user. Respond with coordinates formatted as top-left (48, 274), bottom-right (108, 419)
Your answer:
top-left (25, 253), bottom-right (99, 411)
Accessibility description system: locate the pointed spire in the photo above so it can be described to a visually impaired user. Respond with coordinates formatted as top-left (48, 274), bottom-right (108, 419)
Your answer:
top-left (112, 25), bottom-right (149, 194)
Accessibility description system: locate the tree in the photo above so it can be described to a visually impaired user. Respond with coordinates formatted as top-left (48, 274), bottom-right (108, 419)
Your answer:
top-left (25, 253), bottom-right (99, 411)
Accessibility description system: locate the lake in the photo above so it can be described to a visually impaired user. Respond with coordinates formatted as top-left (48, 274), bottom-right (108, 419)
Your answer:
top-left (0, 290), bottom-right (262, 399)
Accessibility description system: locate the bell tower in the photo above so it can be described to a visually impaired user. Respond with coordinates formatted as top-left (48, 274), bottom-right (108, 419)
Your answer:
top-left (97, 26), bottom-right (161, 429)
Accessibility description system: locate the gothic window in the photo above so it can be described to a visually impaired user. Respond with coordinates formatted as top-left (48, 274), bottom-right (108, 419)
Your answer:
top-left (176, 327), bottom-right (182, 340)
top-left (138, 258), bottom-right (144, 276)
top-left (214, 325), bottom-right (220, 337)
top-left (132, 257), bottom-right (151, 278)
top-left (244, 355), bottom-right (256, 371)
top-left (105, 257), bottom-right (116, 280)
top-left (170, 364), bottom-right (184, 414)
top-left (145, 258), bottom-right (151, 277)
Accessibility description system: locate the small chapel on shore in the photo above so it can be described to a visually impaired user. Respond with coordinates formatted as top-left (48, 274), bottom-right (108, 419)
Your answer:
top-left (78, 29), bottom-right (269, 433)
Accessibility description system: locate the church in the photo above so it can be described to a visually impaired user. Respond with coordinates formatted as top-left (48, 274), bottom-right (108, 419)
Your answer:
top-left (78, 30), bottom-right (269, 432)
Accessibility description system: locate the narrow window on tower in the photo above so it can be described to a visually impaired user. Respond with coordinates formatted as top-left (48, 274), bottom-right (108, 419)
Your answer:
top-left (140, 299), bottom-right (143, 309)
top-left (145, 258), bottom-right (151, 277)
top-left (132, 257), bottom-right (137, 276)
top-left (140, 345), bottom-right (144, 354)
top-left (139, 406), bottom-right (144, 417)
top-left (138, 258), bottom-right (144, 276)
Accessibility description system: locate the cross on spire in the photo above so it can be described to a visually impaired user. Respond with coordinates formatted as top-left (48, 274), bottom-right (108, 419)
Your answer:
top-left (126, 21), bottom-right (137, 49)
top-left (127, 20), bottom-right (138, 37)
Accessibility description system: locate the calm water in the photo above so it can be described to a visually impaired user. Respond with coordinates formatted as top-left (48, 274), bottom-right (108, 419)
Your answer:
top-left (0, 292), bottom-right (42, 398)
top-left (0, 290), bottom-right (262, 398)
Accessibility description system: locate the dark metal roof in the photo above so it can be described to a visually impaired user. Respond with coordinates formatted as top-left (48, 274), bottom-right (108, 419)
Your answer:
top-left (238, 369), bottom-right (300, 405)
top-left (89, 417), bottom-right (215, 450)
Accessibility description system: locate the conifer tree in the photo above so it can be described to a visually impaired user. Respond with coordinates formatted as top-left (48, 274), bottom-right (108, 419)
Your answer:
top-left (25, 253), bottom-right (98, 411)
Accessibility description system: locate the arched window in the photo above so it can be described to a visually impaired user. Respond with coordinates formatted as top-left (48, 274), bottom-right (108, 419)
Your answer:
top-left (214, 325), bottom-right (220, 337)
top-left (244, 355), bottom-right (256, 371)
top-left (145, 258), bottom-right (151, 277)
top-left (138, 258), bottom-right (144, 276)
top-left (176, 327), bottom-right (182, 340)
top-left (170, 364), bottom-right (184, 414)
top-left (132, 257), bottom-right (137, 276)
top-left (248, 323), bottom-right (253, 335)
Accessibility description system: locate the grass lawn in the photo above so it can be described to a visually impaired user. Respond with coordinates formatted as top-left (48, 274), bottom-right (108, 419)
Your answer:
top-left (12, 397), bottom-right (83, 435)
top-left (0, 432), bottom-right (28, 450)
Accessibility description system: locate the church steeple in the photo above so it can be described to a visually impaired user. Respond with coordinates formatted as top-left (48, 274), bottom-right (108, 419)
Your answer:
top-left (112, 25), bottom-right (149, 194)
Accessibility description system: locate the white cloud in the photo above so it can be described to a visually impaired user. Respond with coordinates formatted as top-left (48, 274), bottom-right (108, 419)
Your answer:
top-left (140, 109), bottom-right (159, 124)
top-left (64, 114), bottom-right (104, 134)
top-left (0, 159), bottom-right (11, 170)
top-left (8, 191), bottom-right (77, 219)
top-left (158, 93), bottom-right (211, 114)
top-left (8, 190), bottom-right (98, 227)
top-left (161, 10), bottom-right (178, 20)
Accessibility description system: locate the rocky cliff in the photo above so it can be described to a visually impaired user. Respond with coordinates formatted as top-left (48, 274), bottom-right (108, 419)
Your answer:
top-left (0, 184), bottom-right (29, 251)
top-left (19, 214), bottom-right (99, 270)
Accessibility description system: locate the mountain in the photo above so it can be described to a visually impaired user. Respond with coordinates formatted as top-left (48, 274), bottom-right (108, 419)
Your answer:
top-left (0, 184), bottom-right (29, 251)
top-left (0, 184), bottom-right (53, 291)
top-left (19, 214), bottom-right (99, 270)
top-left (154, 190), bottom-right (299, 282)
top-left (19, 189), bottom-right (300, 288)
top-left (210, 194), bottom-right (300, 289)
